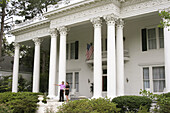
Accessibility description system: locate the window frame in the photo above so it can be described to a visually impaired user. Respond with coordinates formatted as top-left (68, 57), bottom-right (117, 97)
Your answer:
top-left (66, 41), bottom-right (79, 60)
top-left (142, 65), bottom-right (165, 94)
top-left (141, 26), bottom-right (164, 52)
top-left (66, 71), bottom-right (79, 92)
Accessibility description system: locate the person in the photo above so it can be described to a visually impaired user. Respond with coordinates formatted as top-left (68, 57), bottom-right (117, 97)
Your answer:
top-left (56, 81), bottom-right (65, 102)
top-left (65, 82), bottom-right (70, 102)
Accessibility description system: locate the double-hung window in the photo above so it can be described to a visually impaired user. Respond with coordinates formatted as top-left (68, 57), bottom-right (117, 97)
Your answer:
top-left (143, 66), bottom-right (165, 92)
top-left (66, 41), bottom-right (79, 60)
top-left (141, 27), bottom-right (164, 51)
top-left (66, 72), bottom-right (79, 92)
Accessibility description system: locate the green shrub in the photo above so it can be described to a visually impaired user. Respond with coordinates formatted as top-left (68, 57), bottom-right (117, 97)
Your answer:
top-left (0, 104), bottom-right (13, 113)
top-left (57, 98), bottom-right (120, 113)
top-left (162, 92), bottom-right (170, 98)
top-left (112, 96), bottom-right (152, 113)
top-left (0, 92), bottom-right (41, 113)
top-left (140, 90), bottom-right (170, 113)
top-left (154, 93), bottom-right (170, 113)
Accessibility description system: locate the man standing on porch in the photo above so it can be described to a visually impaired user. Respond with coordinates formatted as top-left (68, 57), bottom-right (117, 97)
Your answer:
top-left (55, 81), bottom-right (65, 102)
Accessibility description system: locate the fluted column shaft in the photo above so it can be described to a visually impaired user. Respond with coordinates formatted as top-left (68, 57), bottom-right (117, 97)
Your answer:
top-left (57, 26), bottom-right (68, 98)
top-left (48, 29), bottom-right (58, 98)
top-left (91, 17), bottom-right (102, 98)
top-left (116, 19), bottom-right (124, 96)
top-left (164, 19), bottom-right (170, 92)
top-left (104, 14), bottom-right (117, 99)
top-left (12, 43), bottom-right (20, 92)
top-left (32, 38), bottom-right (41, 93)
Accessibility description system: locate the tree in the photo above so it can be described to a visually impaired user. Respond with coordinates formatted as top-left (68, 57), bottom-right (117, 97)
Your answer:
top-left (0, 0), bottom-right (10, 58)
top-left (159, 10), bottom-right (170, 29)
top-left (10, 0), bottom-right (61, 21)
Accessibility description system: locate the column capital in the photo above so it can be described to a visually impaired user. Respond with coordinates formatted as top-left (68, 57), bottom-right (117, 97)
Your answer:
top-left (117, 19), bottom-right (124, 29)
top-left (90, 17), bottom-right (102, 28)
top-left (103, 13), bottom-right (118, 25)
top-left (14, 43), bottom-right (20, 48)
top-left (49, 28), bottom-right (58, 37)
top-left (58, 26), bottom-right (68, 35)
top-left (32, 38), bottom-right (42, 46)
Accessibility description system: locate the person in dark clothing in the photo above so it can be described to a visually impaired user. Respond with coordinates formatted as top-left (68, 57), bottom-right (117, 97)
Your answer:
top-left (65, 82), bottom-right (70, 102)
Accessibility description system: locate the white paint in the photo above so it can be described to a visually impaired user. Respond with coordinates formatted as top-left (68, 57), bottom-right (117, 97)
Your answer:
top-left (91, 17), bottom-right (102, 98)
top-left (12, 43), bottom-right (20, 92)
top-left (57, 27), bottom-right (67, 99)
top-left (32, 38), bottom-right (41, 93)
top-left (105, 16), bottom-right (116, 99)
top-left (116, 19), bottom-right (124, 96)
top-left (164, 25), bottom-right (170, 93)
top-left (48, 29), bottom-right (58, 98)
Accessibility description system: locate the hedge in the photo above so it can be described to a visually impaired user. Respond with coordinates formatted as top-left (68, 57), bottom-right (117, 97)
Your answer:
top-left (112, 96), bottom-right (152, 113)
top-left (57, 98), bottom-right (121, 113)
top-left (0, 92), bottom-right (41, 113)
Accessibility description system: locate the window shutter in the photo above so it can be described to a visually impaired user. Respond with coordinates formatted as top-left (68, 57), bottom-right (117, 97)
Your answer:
top-left (75, 41), bottom-right (79, 59)
top-left (142, 28), bottom-right (147, 51)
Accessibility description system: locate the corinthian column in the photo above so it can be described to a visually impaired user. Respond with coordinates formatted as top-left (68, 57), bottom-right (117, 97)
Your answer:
top-left (91, 17), bottom-right (102, 98)
top-left (12, 43), bottom-right (20, 92)
top-left (57, 26), bottom-right (68, 99)
top-left (164, 17), bottom-right (170, 93)
top-left (32, 38), bottom-right (41, 93)
top-left (48, 29), bottom-right (58, 98)
top-left (116, 19), bottom-right (124, 96)
top-left (104, 14), bottom-right (117, 99)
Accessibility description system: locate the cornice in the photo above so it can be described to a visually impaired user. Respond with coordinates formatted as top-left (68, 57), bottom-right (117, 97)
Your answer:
top-left (44, 0), bottom-right (120, 19)
top-left (10, 19), bottom-right (50, 35)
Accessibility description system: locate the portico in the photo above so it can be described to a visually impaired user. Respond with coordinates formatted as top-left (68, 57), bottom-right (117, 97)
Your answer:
top-left (10, 0), bottom-right (170, 100)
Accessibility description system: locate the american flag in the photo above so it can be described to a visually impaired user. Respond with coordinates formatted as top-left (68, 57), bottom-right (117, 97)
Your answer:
top-left (86, 43), bottom-right (94, 60)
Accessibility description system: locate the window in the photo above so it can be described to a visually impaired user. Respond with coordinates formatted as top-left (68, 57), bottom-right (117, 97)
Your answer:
top-left (66, 73), bottom-right (73, 92)
top-left (75, 72), bottom-right (79, 92)
top-left (66, 41), bottom-right (79, 60)
top-left (148, 28), bottom-right (157, 49)
top-left (159, 28), bottom-right (164, 48)
top-left (143, 66), bottom-right (165, 92)
top-left (141, 27), bottom-right (164, 51)
top-left (153, 67), bottom-right (165, 92)
top-left (66, 72), bottom-right (79, 92)
top-left (143, 68), bottom-right (150, 90)
top-left (102, 76), bottom-right (107, 91)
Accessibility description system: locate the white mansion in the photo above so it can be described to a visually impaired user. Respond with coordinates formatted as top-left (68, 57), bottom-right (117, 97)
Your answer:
top-left (10, 0), bottom-right (170, 99)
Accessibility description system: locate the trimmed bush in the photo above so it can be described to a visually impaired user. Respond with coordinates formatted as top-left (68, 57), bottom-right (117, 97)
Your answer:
top-left (0, 92), bottom-right (41, 113)
top-left (162, 92), bottom-right (170, 98)
top-left (112, 96), bottom-right (152, 113)
top-left (0, 104), bottom-right (13, 113)
top-left (57, 98), bottom-right (121, 113)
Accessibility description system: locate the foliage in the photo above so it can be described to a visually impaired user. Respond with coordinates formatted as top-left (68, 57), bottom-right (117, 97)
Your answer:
top-left (140, 90), bottom-right (170, 113)
top-left (0, 104), bottom-right (13, 113)
top-left (40, 73), bottom-right (49, 93)
top-left (0, 92), bottom-right (41, 113)
top-left (0, 75), bottom-right (12, 92)
top-left (0, 74), bottom-right (31, 93)
top-left (10, 0), bottom-right (61, 21)
top-left (57, 98), bottom-right (121, 113)
top-left (112, 95), bottom-right (152, 113)
top-left (159, 10), bottom-right (170, 29)
top-left (138, 106), bottom-right (150, 113)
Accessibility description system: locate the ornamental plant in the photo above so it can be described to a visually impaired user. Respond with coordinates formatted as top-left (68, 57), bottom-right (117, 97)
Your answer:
top-left (140, 90), bottom-right (170, 113)
top-left (112, 95), bottom-right (152, 113)
top-left (57, 98), bottom-right (120, 113)
top-left (0, 92), bottom-right (41, 113)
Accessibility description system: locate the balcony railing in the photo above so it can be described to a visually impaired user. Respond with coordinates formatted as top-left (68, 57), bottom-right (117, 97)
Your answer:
top-left (86, 50), bottom-right (130, 64)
